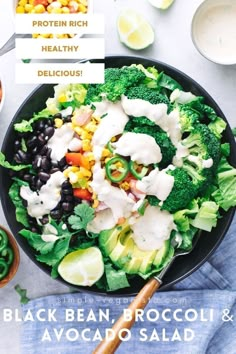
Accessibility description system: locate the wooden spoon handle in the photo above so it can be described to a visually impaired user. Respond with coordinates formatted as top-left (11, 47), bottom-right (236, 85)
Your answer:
top-left (93, 277), bottom-right (161, 354)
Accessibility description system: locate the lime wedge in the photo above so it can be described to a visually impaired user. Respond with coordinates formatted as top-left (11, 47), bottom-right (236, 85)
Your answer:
top-left (58, 247), bottom-right (104, 286)
top-left (148, 0), bottom-right (174, 9)
top-left (117, 9), bottom-right (154, 50)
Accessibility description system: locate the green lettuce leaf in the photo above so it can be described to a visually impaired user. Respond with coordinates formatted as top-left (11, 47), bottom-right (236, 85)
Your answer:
top-left (0, 152), bottom-right (31, 171)
top-left (14, 108), bottom-right (52, 133)
top-left (9, 181), bottom-right (29, 227)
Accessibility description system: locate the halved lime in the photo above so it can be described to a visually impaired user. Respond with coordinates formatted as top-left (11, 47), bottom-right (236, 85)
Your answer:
top-left (117, 9), bottom-right (155, 50)
top-left (148, 0), bottom-right (175, 10)
top-left (58, 247), bottom-right (104, 286)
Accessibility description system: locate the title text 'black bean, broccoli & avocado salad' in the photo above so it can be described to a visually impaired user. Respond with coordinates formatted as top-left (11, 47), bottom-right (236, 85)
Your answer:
top-left (1, 64), bottom-right (236, 291)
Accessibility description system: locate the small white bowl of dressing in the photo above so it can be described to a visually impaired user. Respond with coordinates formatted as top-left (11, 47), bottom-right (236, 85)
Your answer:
top-left (191, 0), bottom-right (236, 65)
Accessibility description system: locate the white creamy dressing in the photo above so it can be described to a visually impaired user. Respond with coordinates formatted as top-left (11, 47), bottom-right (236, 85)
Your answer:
top-left (113, 132), bottom-right (162, 165)
top-left (187, 155), bottom-right (213, 169)
top-left (92, 101), bottom-right (129, 147)
top-left (87, 208), bottom-right (116, 233)
top-left (121, 95), bottom-right (182, 154)
top-left (90, 161), bottom-right (135, 230)
top-left (136, 168), bottom-right (175, 201)
top-left (20, 171), bottom-right (66, 218)
top-left (47, 123), bottom-right (74, 162)
top-left (193, 1), bottom-right (236, 64)
top-left (130, 206), bottom-right (175, 251)
top-left (172, 142), bottom-right (189, 167)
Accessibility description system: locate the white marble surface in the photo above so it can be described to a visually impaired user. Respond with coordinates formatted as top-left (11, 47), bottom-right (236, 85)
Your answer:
top-left (0, 0), bottom-right (236, 353)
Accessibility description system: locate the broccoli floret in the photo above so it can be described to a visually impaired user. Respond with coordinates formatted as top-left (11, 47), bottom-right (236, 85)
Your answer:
top-left (177, 105), bottom-right (201, 132)
top-left (181, 124), bottom-right (221, 192)
top-left (125, 118), bottom-right (176, 168)
top-left (148, 168), bottom-right (197, 213)
top-left (125, 85), bottom-right (170, 106)
top-left (85, 67), bottom-right (146, 104)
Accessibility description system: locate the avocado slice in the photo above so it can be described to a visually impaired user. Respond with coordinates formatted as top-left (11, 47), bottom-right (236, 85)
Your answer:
top-left (153, 240), bottom-right (170, 268)
top-left (99, 223), bottom-right (129, 256)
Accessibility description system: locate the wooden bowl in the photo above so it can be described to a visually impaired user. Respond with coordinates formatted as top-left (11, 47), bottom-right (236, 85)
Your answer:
top-left (0, 225), bottom-right (20, 288)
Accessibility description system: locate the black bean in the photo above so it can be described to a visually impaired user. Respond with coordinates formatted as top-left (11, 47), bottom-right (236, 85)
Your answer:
top-left (41, 156), bottom-right (51, 171)
top-left (14, 140), bottom-right (21, 152)
top-left (36, 179), bottom-right (44, 189)
top-left (15, 150), bottom-right (30, 164)
top-left (58, 157), bottom-right (66, 168)
top-left (23, 174), bottom-right (32, 182)
top-left (46, 148), bottom-right (52, 158)
top-left (65, 115), bottom-right (72, 122)
top-left (38, 172), bottom-right (50, 182)
top-left (31, 146), bottom-right (38, 155)
top-left (53, 113), bottom-right (62, 119)
top-left (41, 216), bottom-right (49, 225)
top-left (65, 195), bottom-right (74, 202)
top-left (62, 188), bottom-right (73, 195)
top-left (50, 209), bottom-right (62, 219)
top-left (36, 120), bottom-right (46, 131)
top-left (62, 202), bottom-right (73, 212)
top-left (31, 227), bottom-right (39, 233)
top-left (50, 167), bottom-right (60, 174)
top-left (39, 145), bottom-right (48, 155)
top-left (33, 155), bottom-right (42, 169)
top-left (62, 180), bottom-right (71, 189)
top-left (51, 161), bottom-right (58, 168)
top-left (27, 136), bottom-right (38, 149)
top-left (44, 126), bottom-right (54, 139)
top-left (38, 133), bottom-right (45, 146)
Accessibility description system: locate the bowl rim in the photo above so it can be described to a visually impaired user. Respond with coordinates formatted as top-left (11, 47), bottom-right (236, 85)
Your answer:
top-left (0, 54), bottom-right (235, 296)
top-left (0, 224), bottom-right (20, 288)
top-left (191, 0), bottom-right (236, 66)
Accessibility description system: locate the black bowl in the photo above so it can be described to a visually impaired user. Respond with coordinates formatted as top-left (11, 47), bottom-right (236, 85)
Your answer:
top-left (0, 56), bottom-right (235, 296)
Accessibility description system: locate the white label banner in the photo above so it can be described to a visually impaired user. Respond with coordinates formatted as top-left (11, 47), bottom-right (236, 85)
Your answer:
top-left (15, 38), bottom-right (105, 59)
top-left (15, 63), bottom-right (105, 84)
top-left (15, 14), bottom-right (104, 34)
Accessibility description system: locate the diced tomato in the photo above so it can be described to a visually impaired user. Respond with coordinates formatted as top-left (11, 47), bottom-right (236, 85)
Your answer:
top-left (65, 153), bottom-right (90, 169)
top-left (123, 172), bottom-right (135, 183)
top-left (73, 188), bottom-right (92, 200)
top-left (34, 0), bottom-right (48, 6)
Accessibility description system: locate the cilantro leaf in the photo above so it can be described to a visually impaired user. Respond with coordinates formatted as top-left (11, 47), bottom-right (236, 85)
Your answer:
top-left (68, 204), bottom-right (95, 230)
top-left (19, 229), bottom-right (56, 255)
top-left (0, 152), bottom-right (31, 171)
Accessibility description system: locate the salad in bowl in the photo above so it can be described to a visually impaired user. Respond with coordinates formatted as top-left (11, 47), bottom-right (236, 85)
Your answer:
top-left (1, 63), bottom-right (236, 292)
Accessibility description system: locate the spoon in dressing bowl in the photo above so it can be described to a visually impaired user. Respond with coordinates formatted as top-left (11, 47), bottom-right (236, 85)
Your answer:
top-left (93, 232), bottom-right (201, 354)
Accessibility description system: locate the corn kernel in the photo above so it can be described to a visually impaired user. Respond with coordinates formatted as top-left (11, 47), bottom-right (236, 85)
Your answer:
top-left (80, 0), bottom-right (88, 6)
top-left (76, 171), bottom-right (84, 179)
top-left (62, 6), bottom-right (70, 13)
top-left (102, 149), bottom-right (111, 158)
top-left (51, 7), bottom-right (63, 13)
top-left (70, 166), bottom-right (80, 172)
top-left (85, 122), bottom-right (97, 133)
top-left (78, 4), bottom-right (87, 13)
top-left (58, 93), bottom-right (67, 103)
top-left (35, 4), bottom-right (46, 13)
top-left (120, 181), bottom-right (130, 191)
top-left (80, 167), bottom-right (91, 177)
top-left (116, 161), bottom-right (123, 169)
top-left (86, 152), bottom-right (95, 161)
top-left (19, 0), bottom-right (27, 6)
top-left (58, 0), bottom-right (69, 5)
top-left (92, 192), bottom-right (97, 199)
top-left (54, 118), bottom-right (63, 128)
top-left (16, 6), bottom-right (25, 13)
top-left (74, 126), bottom-right (83, 135)
top-left (82, 139), bottom-right (92, 152)
top-left (111, 137), bottom-right (117, 142)
top-left (29, 0), bottom-right (34, 4)
top-left (25, 4), bottom-right (33, 12)
top-left (92, 200), bottom-right (99, 208)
